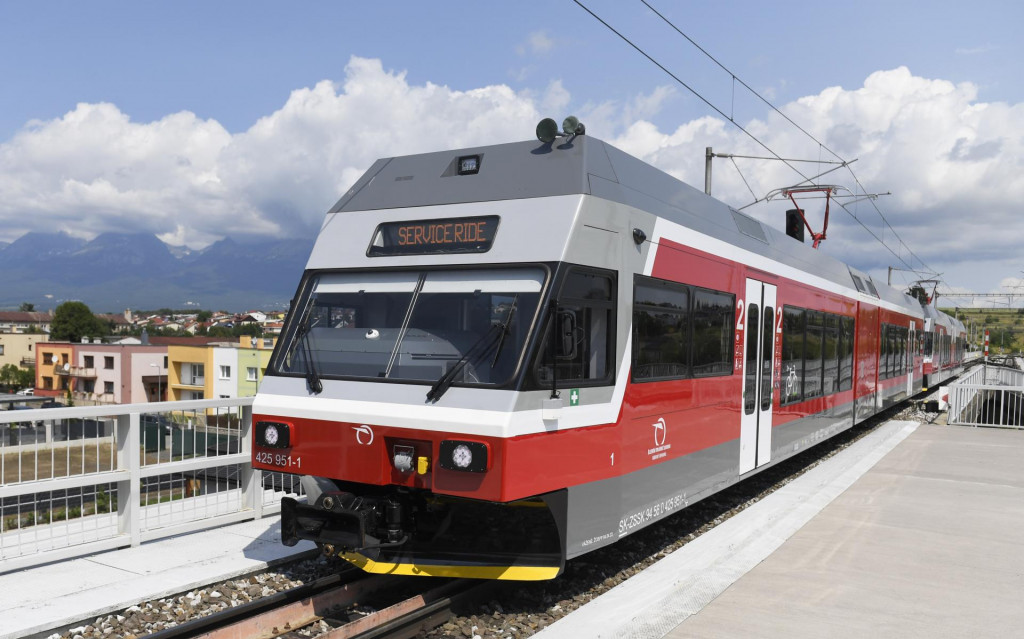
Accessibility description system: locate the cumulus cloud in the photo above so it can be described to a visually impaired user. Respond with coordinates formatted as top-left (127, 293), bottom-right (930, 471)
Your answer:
top-left (598, 67), bottom-right (1024, 294)
top-left (0, 57), bottom-right (542, 248)
top-left (1, 61), bottom-right (1022, 295)
top-left (516, 30), bottom-right (555, 57)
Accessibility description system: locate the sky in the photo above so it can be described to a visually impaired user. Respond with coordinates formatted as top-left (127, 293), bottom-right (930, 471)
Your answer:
top-left (2, 0), bottom-right (1024, 305)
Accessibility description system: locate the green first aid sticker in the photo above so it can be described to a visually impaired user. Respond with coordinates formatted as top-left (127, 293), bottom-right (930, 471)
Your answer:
top-left (569, 388), bottom-right (580, 406)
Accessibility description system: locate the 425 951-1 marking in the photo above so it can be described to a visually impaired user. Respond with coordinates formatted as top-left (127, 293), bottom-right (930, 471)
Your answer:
top-left (255, 451), bottom-right (302, 469)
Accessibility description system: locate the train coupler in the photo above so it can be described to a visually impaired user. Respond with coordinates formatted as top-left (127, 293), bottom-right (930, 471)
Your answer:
top-left (281, 492), bottom-right (413, 558)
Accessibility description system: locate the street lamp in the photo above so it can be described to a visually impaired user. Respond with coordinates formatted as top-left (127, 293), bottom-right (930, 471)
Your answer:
top-left (150, 362), bottom-right (162, 402)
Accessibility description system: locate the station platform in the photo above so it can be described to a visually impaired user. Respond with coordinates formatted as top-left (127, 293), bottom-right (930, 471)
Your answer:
top-left (1, 518), bottom-right (315, 639)
top-left (538, 419), bottom-right (1024, 638)
top-left (5, 417), bottom-right (1023, 639)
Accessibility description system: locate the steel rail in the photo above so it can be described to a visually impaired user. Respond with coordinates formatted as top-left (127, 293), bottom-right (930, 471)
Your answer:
top-left (142, 566), bottom-right (362, 639)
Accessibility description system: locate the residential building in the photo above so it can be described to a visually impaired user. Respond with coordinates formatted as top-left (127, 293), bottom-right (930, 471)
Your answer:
top-left (0, 311), bottom-right (53, 334)
top-left (71, 342), bottom-right (168, 404)
top-left (167, 337), bottom-right (278, 405)
top-left (34, 339), bottom-right (169, 404)
top-left (237, 336), bottom-right (276, 397)
top-left (35, 342), bottom-right (76, 397)
top-left (0, 332), bottom-right (46, 373)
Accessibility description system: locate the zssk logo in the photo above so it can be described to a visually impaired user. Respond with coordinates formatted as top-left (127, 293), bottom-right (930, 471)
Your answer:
top-left (352, 425), bottom-right (374, 445)
top-left (652, 417), bottom-right (666, 447)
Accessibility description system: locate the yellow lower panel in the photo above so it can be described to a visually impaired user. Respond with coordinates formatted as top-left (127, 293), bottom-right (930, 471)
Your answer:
top-left (340, 552), bottom-right (560, 581)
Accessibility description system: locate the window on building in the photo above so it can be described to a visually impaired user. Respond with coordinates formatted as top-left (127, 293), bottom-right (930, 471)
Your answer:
top-left (0, 345), bottom-right (4, 356)
top-left (84, 380), bottom-right (95, 394)
top-left (220, 365), bottom-right (231, 379)
top-left (43, 353), bottom-right (54, 365)
top-left (84, 355), bottom-right (94, 368)
top-left (247, 367), bottom-right (258, 381)
top-left (185, 363), bottom-right (205, 386)
top-left (104, 381), bottom-right (114, 394)
top-left (43, 377), bottom-right (53, 390)
top-left (263, 338), bottom-right (273, 348)
top-left (104, 356), bottom-right (114, 369)
top-left (163, 356), bottom-right (168, 367)
top-left (535, 267), bottom-right (616, 388)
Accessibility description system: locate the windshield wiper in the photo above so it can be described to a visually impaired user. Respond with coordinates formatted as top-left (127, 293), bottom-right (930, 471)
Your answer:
top-left (491, 295), bottom-right (519, 368)
top-left (426, 324), bottom-right (501, 403)
top-left (426, 295), bottom-right (519, 403)
top-left (297, 319), bottom-right (323, 394)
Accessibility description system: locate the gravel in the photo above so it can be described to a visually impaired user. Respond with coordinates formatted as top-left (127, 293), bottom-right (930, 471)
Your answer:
top-left (47, 403), bottom-right (937, 639)
top-left (46, 556), bottom-right (341, 639)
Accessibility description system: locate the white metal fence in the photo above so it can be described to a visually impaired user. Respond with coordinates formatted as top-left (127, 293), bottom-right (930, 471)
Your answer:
top-left (948, 364), bottom-right (1024, 428)
top-left (0, 397), bottom-right (303, 574)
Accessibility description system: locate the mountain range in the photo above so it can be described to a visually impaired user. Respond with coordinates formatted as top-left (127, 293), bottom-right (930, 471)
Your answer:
top-left (0, 232), bottom-right (314, 312)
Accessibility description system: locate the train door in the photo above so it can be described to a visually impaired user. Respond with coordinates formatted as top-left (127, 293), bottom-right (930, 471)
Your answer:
top-left (740, 279), bottom-right (777, 475)
top-left (907, 321), bottom-right (916, 397)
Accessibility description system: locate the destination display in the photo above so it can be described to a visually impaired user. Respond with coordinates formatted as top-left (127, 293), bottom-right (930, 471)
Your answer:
top-left (367, 215), bottom-right (499, 256)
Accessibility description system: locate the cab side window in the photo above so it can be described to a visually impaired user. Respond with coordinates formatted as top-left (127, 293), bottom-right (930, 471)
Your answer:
top-left (535, 267), bottom-right (616, 387)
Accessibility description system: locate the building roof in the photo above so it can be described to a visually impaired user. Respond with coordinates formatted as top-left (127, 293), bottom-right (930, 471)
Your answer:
top-left (0, 311), bottom-right (52, 323)
top-left (148, 336), bottom-right (233, 346)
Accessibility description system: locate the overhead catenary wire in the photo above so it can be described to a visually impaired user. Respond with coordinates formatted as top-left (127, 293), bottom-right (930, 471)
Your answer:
top-left (637, 0), bottom-right (938, 282)
top-left (571, 0), bottom-right (940, 286)
top-left (568, 0), bottom-right (814, 186)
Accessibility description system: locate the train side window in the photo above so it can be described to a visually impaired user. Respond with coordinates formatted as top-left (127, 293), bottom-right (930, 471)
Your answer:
top-left (743, 303), bottom-right (759, 415)
top-left (804, 311), bottom-right (824, 399)
top-left (781, 307), bottom-right (806, 405)
top-left (880, 324), bottom-right (890, 379)
top-left (839, 316), bottom-right (854, 391)
top-left (535, 267), bottom-right (616, 387)
top-left (633, 277), bottom-right (691, 381)
top-left (823, 314), bottom-right (839, 394)
top-left (692, 288), bottom-right (735, 377)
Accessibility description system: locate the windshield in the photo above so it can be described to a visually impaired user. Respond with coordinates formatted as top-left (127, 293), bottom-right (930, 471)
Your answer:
top-left (274, 267), bottom-right (546, 386)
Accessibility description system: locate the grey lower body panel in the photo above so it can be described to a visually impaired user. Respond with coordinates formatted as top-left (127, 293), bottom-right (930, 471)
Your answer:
top-left (562, 399), bottom-right (856, 559)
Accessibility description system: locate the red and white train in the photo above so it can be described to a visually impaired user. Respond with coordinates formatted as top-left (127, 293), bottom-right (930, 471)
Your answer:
top-left (252, 125), bottom-right (966, 580)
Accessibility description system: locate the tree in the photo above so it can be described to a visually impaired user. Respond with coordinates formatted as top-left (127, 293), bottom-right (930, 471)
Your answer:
top-left (16, 367), bottom-right (34, 389)
top-left (0, 364), bottom-right (19, 389)
top-left (18, 302), bottom-right (35, 312)
top-left (196, 310), bottom-right (212, 323)
top-left (50, 301), bottom-right (106, 343)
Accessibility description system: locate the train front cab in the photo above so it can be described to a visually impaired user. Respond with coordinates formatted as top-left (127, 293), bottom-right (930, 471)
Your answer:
top-left (251, 193), bottom-right (650, 580)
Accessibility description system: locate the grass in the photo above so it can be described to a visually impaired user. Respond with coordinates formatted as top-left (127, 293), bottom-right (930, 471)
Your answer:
top-left (1, 441), bottom-right (117, 483)
top-left (942, 306), bottom-right (1024, 354)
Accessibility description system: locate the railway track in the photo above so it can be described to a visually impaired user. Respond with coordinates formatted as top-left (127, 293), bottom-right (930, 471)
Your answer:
top-left (144, 569), bottom-right (483, 639)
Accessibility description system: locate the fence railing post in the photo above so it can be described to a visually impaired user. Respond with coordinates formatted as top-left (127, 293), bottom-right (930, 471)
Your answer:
top-left (238, 403), bottom-right (262, 520)
top-left (116, 411), bottom-right (141, 547)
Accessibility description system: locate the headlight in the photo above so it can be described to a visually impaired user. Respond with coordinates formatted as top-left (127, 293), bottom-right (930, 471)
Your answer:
top-left (265, 424), bottom-right (279, 445)
top-left (257, 421), bottom-right (291, 448)
top-left (439, 440), bottom-right (488, 472)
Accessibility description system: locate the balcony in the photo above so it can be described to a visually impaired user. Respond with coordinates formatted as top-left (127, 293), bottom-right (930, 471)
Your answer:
top-left (172, 376), bottom-right (205, 389)
top-left (54, 366), bottom-right (97, 378)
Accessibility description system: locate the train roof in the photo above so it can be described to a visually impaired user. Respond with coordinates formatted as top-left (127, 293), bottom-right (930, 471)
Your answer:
top-left (328, 135), bottom-right (923, 316)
